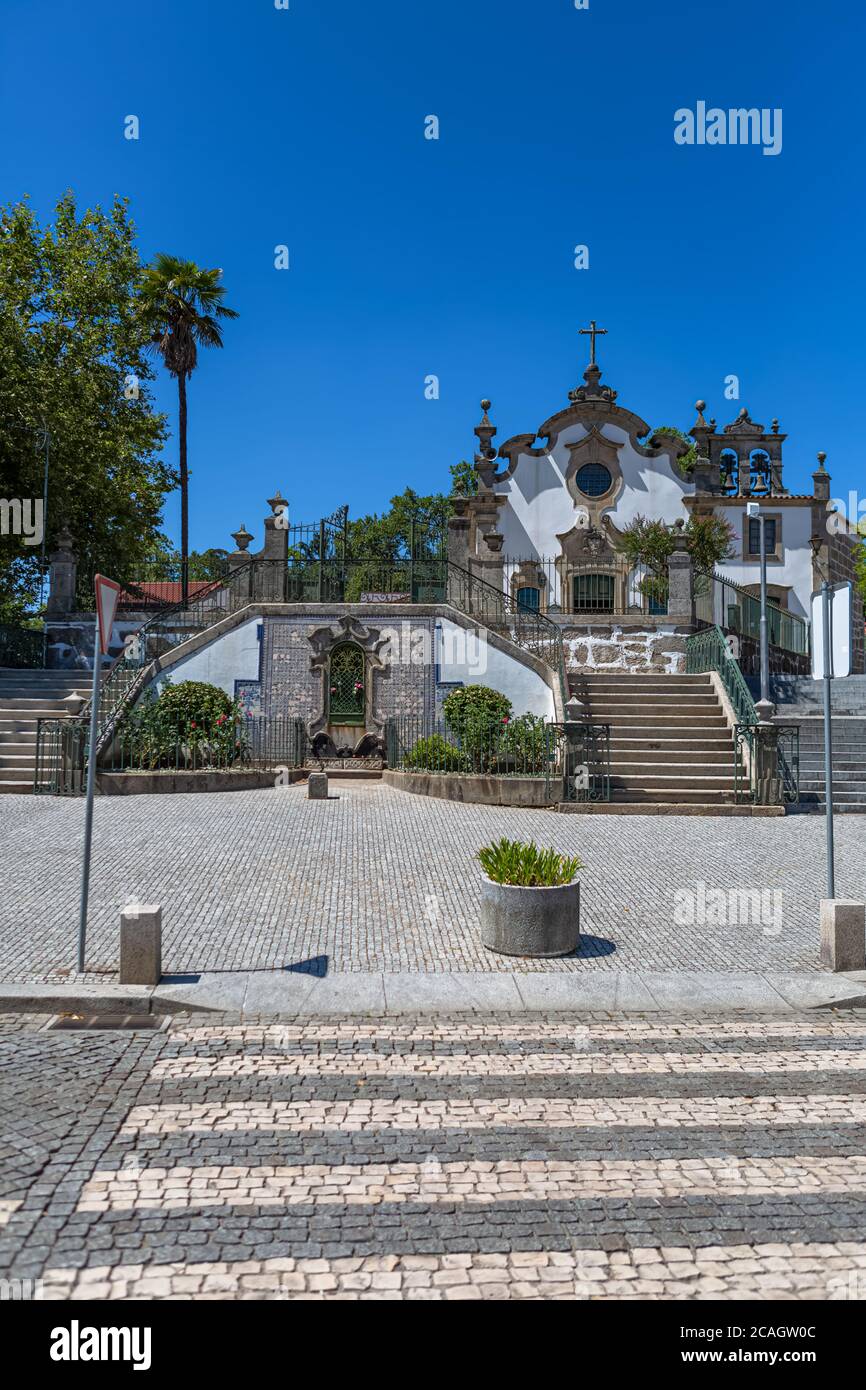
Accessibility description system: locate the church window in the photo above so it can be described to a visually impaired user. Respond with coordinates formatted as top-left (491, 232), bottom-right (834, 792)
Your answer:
top-left (516, 586), bottom-right (540, 612)
top-left (328, 642), bottom-right (365, 725)
top-left (574, 462), bottom-right (612, 497)
top-left (573, 573), bottom-right (615, 612)
top-left (748, 518), bottom-right (777, 555)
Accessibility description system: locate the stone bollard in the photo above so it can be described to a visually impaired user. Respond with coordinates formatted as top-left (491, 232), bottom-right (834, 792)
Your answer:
top-left (820, 900), bottom-right (866, 972)
top-left (308, 771), bottom-right (329, 800)
top-left (119, 904), bottom-right (162, 985)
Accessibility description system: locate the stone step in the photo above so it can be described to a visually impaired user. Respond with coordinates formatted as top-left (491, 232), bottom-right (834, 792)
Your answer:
top-left (609, 750), bottom-right (734, 767)
top-left (608, 788), bottom-right (740, 804)
top-left (608, 733), bottom-right (733, 747)
top-left (584, 693), bottom-right (721, 705)
top-left (589, 714), bottom-right (730, 728)
top-left (0, 780), bottom-right (35, 794)
top-left (0, 698), bottom-right (77, 712)
top-left (610, 773), bottom-right (738, 790)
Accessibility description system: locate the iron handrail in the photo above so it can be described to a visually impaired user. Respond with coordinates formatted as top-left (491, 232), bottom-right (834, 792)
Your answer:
top-left (685, 624), bottom-right (759, 726)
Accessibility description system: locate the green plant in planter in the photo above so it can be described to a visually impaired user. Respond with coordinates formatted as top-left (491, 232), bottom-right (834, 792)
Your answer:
top-left (404, 734), bottom-right (466, 773)
top-left (477, 838), bottom-right (583, 887)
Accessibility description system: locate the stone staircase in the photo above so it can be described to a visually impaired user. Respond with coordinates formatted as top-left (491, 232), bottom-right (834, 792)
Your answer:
top-left (567, 672), bottom-right (741, 807)
top-left (796, 718), bottom-right (866, 814)
top-left (0, 670), bottom-right (91, 794)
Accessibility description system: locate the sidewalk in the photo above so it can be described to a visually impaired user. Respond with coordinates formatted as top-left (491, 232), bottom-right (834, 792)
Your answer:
top-left (3, 968), bottom-right (866, 1016)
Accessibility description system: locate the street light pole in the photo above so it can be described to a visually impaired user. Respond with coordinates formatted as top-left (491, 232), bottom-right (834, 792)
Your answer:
top-left (758, 513), bottom-right (770, 705)
top-left (821, 577), bottom-right (835, 899)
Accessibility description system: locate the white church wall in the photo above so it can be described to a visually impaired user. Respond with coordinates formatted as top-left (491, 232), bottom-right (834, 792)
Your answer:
top-left (497, 422), bottom-right (692, 564)
top-left (436, 618), bottom-right (555, 719)
top-left (715, 505), bottom-right (814, 620)
top-left (152, 617), bottom-right (262, 700)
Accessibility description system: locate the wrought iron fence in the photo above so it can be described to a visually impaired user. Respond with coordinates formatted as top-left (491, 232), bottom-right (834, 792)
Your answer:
top-left (0, 623), bottom-right (44, 668)
top-left (501, 555), bottom-right (667, 616)
top-left (385, 715), bottom-right (610, 802)
top-left (694, 570), bottom-right (809, 656)
top-left (35, 714), bottom-right (307, 793)
top-left (550, 720), bottom-right (612, 802)
top-left (446, 563), bottom-right (565, 680)
top-left (34, 717), bottom-right (88, 795)
top-left (734, 724), bottom-right (800, 805)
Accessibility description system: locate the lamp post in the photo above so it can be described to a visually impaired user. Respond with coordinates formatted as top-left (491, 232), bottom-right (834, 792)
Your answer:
top-left (746, 500), bottom-right (771, 716)
top-left (810, 530), bottom-right (835, 899)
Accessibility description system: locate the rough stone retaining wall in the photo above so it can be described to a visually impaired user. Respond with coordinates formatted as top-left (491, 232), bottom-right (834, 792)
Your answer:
top-left (383, 769), bottom-right (553, 807)
top-left (561, 622), bottom-right (691, 674)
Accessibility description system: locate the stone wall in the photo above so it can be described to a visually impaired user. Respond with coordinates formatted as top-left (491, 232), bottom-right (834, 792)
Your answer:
top-left (561, 622), bottom-right (692, 674)
top-left (826, 532), bottom-right (865, 674)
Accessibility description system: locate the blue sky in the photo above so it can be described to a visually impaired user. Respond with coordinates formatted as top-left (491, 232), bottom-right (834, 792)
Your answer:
top-left (3, 0), bottom-right (864, 551)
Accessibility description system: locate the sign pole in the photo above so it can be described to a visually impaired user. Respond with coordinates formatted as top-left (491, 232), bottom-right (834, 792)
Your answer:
top-left (822, 579), bottom-right (835, 900)
top-left (758, 514), bottom-right (770, 704)
top-left (77, 626), bottom-right (102, 972)
top-left (76, 574), bottom-right (121, 974)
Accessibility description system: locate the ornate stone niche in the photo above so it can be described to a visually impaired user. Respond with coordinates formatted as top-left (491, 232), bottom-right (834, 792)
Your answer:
top-left (307, 616), bottom-right (389, 737)
top-left (508, 560), bottom-right (548, 613)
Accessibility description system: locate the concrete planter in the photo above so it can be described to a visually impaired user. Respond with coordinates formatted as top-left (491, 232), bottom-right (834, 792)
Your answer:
top-left (480, 877), bottom-right (581, 957)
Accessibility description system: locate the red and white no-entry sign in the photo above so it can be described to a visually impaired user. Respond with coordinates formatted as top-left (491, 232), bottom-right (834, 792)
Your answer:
top-left (94, 574), bottom-right (121, 656)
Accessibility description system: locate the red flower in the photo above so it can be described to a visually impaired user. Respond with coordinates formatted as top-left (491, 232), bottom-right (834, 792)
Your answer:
top-left (502, 717), bottom-right (509, 724)
top-left (190, 721), bottom-right (197, 729)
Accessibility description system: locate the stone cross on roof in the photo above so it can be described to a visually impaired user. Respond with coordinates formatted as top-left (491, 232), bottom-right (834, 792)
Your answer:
top-left (579, 319), bottom-right (607, 366)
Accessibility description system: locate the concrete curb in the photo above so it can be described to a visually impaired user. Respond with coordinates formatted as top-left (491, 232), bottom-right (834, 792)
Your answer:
top-left (2, 969), bottom-right (866, 1017)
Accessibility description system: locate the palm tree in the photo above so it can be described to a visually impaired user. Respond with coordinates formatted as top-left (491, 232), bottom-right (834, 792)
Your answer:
top-left (140, 254), bottom-right (238, 606)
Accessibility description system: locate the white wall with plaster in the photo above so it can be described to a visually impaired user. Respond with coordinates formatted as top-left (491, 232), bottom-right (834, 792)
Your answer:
top-left (436, 618), bottom-right (555, 718)
top-left (151, 618), bottom-right (262, 699)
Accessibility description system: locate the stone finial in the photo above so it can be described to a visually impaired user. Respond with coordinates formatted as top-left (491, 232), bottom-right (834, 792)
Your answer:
top-left (564, 695), bottom-right (585, 722)
top-left (231, 523), bottom-right (253, 553)
top-left (771, 418), bottom-right (780, 434)
top-left (53, 526), bottom-right (76, 556)
top-left (813, 451), bottom-right (830, 502)
top-left (474, 399), bottom-right (497, 461)
top-left (267, 489), bottom-right (286, 515)
top-left (692, 399), bottom-right (708, 429)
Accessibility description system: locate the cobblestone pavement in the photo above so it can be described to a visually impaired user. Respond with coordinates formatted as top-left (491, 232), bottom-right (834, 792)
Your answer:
top-left (2, 786), bottom-right (864, 981)
top-left (3, 1010), bottom-right (866, 1300)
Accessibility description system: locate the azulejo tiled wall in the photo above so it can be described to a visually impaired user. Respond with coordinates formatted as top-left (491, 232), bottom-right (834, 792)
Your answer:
top-left (261, 614), bottom-right (437, 726)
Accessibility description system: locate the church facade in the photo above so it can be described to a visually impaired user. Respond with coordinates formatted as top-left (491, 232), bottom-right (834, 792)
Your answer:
top-left (449, 327), bottom-right (863, 675)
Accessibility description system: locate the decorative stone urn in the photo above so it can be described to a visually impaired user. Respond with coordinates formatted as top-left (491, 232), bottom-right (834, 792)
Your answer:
top-left (480, 878), bottom-right (581, 957)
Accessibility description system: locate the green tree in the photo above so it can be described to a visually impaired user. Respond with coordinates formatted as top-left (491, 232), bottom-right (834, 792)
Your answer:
top-left (0, 193), bottom-right (172, 621)
top-left (620, 514), bottom-right (735, 577)
top-left (449, 459), bottom-right (478, 497)
top-left (648, 426), bottom-right (698, 477)
top-left (140, 253), bottom-right (238, 605)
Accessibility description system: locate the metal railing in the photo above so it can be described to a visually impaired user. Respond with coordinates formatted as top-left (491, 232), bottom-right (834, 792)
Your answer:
top-left (685, 624), bottom-right (759, 726)
top-left (0, 623), bottom-right (44, 669)
top-left (35, 713), bottom-right (307, 793)
top-left (34, 717), bottom-right (88, 795)
top-left (695, 570), bottom-right (809, 657)
top-left (734, 724), bottom-right (801, 804)
top-left (385, 715), bottom-right (610, 802)
top-left (501, 555), bottom-right (667, 616)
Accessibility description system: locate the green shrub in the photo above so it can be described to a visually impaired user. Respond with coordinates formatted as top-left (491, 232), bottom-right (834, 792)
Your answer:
top-left (477, 838), bottom-right (583, 887)
top-left (494, 712), bottom-right (557, 775)
top-left (442, 684), bottom-right (512, 738)
top-left (119, 680), bottom-right (244, 769)
top-left (153, 680), bottom-right (233, 731)
top-left (404, 734), bottom-right (466, 772)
